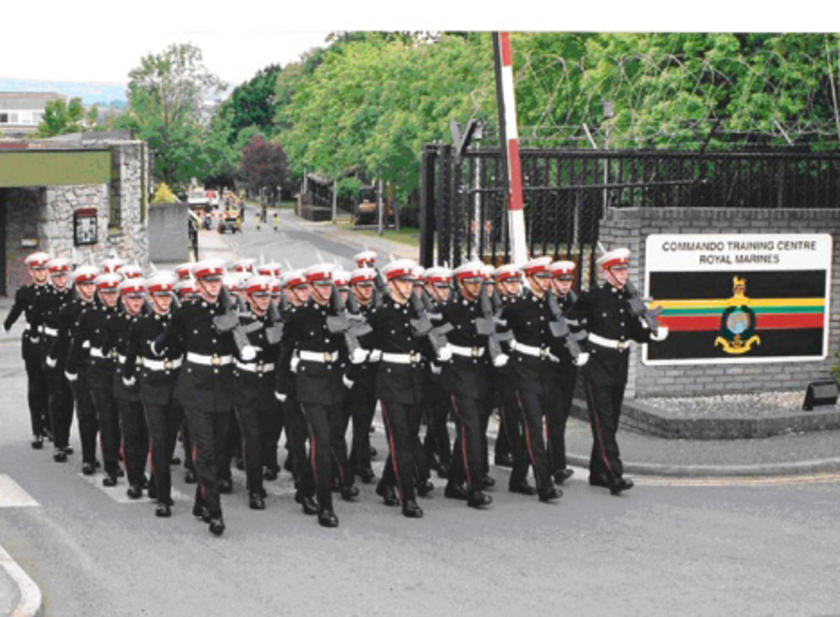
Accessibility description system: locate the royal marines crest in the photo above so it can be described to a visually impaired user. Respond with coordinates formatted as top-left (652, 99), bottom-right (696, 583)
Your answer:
top-left (714, 276), bottom-right (760, 354)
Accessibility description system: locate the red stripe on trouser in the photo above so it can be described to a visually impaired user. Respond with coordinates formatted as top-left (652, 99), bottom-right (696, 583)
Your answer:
top-left (379, 400), bottom-right (404, 502)
top-left (449, 395), bottom-right (471, 490)
top-left (514, 390), bottom-right (540, 490)
top-left (585, 380), bottom-right (615, 479)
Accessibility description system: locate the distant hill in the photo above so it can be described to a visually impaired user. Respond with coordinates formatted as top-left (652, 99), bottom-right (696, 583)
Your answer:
top-left (0, 77), bottom-right (126, 107)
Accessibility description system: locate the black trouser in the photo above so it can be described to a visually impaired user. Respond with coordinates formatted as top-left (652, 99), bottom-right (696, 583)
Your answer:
top-left (90, 385), bottom-right (120, 476)
top-left (347, 384), bottom-right (377, 472)
top-left (283, 395), bottom-right (313, 494)
top-left (117, 399), bottom-right (148, 487)
top-left (185, 407), bottom-right (230, 517)
top-left (379, 399), bottom-right (418, 502)
top-left (181, 420), bottom-right (195, 471)
top-left (261, 399), bottom-right (283, 472)
top-left (46, 364), bottom-right (74, 449)
top-left (145, 401), bottom-right (183, 503)
top-left (23, 338), bottom-right (48, 437)
top-left (234, 402), bottom-right (266, 495)
top-left (448, 394), bottom-right (487, 494)
top-left (71, 374), bottom-right (99, 464)
top-left (583, 376), bottom-right (625, 482)
top-left (218, 410), bottom-right (240, 481)
top-left (510, 389), bottom-right (553, 493)
top-left (499, 389), bottom-right (529, 482)
top-left (298, 401), bottom-right (340, 511)
top-left (545, 365), bottom-right (577, 475)
top-left (423, 387), bottom-right (452, 468)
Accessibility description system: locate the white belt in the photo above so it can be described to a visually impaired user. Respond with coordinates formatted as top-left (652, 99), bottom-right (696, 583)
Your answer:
top-left (381, 351), bottom-right (423, 364)
top-left (89, 347), bottom-right (111, 360)
top-left (186, 352), bottom-right (234, 366)
top-left (235, 360), bottom-right (275, 374)
top-left (511, 340), bottom-right (551, 359)
top-left (42, 326), bottom-right (59, 337)
top-left (449, 344), bottom-right (486, 359)
top-left (588, 333), bottom-right (631, 351)
top-left (142, 357), bottom-right (183, 371)
top-left (299, 350), bottom-right (339, 363)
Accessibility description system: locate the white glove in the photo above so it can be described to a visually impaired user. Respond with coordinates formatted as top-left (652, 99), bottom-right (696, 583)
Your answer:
top-left (639, 316), bottom-right (650, 330)
top-left (290, 355), bottom-right (300, 373)
top-left (350, 347), bottom-right (368, 365)
top-left (241, 345), bottom-right (257, 361)
top-left (65, 371), bottom-right (77, 382)
top-left (122, 376), bottom-right (136, 387)
top-left (46, 356), bottom-right (57, 368)
top-left (651, 326), bottom-right (669, 342)
top-left (493, 353), bottom-right (509, 368)
top-left (275, 392), bottom-right (287, 403)
top-left (547, 351), bottom-right (560, 363)
top-left (369, 349), bottom-right (382, 362)
top-left (574, 352), bottom-right (590, 367)
top-left (430, 363), bottom-right (442, 375)
top-left (436, 344), bottom-right (452, 363)
top-left (342, 374), bottom-right (355, 389)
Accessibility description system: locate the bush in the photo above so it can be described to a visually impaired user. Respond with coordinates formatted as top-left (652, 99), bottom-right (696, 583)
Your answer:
top-left (151, 182), bottom-right (179, 204)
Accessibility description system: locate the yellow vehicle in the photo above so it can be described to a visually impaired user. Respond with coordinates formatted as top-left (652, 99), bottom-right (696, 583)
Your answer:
top-left (217, 208), bottom-right (241, 234)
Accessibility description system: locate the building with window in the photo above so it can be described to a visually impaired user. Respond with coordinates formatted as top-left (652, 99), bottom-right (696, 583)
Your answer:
top-left (0, 135), bottom-right (149, 295)
top-left (0, 92), bottom-right (64, 136)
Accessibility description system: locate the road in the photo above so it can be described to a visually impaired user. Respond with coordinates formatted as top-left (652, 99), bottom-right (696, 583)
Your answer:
top-left (1, 207), bottom-right (838, 616)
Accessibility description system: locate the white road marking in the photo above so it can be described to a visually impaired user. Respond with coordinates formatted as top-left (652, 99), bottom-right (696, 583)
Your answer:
top-left (77, 472), bottom-right (187, 504)
top-left (0, 474), bottom-right (39, 508)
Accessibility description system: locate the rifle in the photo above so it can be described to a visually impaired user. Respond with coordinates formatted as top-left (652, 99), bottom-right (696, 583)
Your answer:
top-left (409, 289), bottom-right (452, 355)
top-left (264, 296), bottom-right (285, 345)
top-left (326, 284), bottom-right (372, 360)
top-left (546, 291), bottom-right (587, 365)
top-left (623, 279), bottom-right (663, 331)
top-left (213, 286), bottom-right (260, 355)
top-left (474, 285), bottom-right (512, 362)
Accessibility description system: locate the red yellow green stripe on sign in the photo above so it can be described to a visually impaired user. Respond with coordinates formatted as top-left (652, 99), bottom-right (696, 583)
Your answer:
top-left (651, 298), bottom-right (825, 332)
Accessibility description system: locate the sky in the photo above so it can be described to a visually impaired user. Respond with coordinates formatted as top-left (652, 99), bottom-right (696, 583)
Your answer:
top-left (0, 0), bottom-right (827, 91)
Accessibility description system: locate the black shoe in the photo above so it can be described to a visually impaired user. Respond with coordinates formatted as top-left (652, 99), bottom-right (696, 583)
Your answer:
top-left (416, 480), bottom-right (434, 497)
top-left (376, 483), bottom-right (400, 506)
top-left (553, 468), bottom-right (574, 485)
top-left (589, 474), bottom-right (610, 488)
top-left (170, 456), bottom-right (181, 466)
top-left (63, 446), bottom-right (74, 455)
top-left (218, 478), bottom-right (233, 494)
top-left (341, 484), bottom-right (360, 501)
top-left (209, 516), bottom-right (225, 536)
top-left (249, 492), bottom-right (266, 510)
top-left (610, 477), bottom-right (634, 496)
top-left (509, 481), bottom-right (537, 496)
top-left (155, 503), bottom-right (172, 518)
top-left (294, 491), bottom-right (319, 515)
top-left (357, 466), bottom-right (376, 484)
top-left (126, 485), bottom-right (143, 499)
top-left (31, 435), bottom-right (44, 450)
top-left (147, 482), bottom-right (157, 500)
top-left (53, 448), bottom-right (67, 463)
top-left (467, 491), bottom-right (493, 509)
top-left (402, 499), bottom-right (424, 518)
top-left (494, 452), bottom-right (514, 468)
top-left (102, 474), bottom-right (117, 487)
top-left (184, 469), bottom-right (198, 484)
top-left (235, 457), bottom-right (245, 471)
top-left (116, 468), bottom-right (125, 478)
top-left (444, 482), bottom-right (468, 501)
top-left (436, 462), bottom-right (451, 479)
top-left (538, 487), bottom-right (562, 502)
top-left (82, 462), bottom-right (96, 475)
top-left (481, 475), bottom-right (496, 490)
top-left (192, 503), bottom-right (211, 522)
top-left (318, 509), bottom-right (339, 528)
top-left (263, 466), bottom-right (279, 481)
top-left (369, 445), bottom-right (378, 459)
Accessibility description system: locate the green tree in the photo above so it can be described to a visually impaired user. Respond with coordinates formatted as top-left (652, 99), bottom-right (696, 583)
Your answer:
top-left (37, 97), bottom-right (84, 137)
top-left (120, 43), bottom-right (226, 187)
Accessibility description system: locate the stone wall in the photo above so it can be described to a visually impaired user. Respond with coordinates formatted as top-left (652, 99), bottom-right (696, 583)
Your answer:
top-left (148, 202), bottom-right (188, 262)
top-left (599, 207), bottom-right (840, 398)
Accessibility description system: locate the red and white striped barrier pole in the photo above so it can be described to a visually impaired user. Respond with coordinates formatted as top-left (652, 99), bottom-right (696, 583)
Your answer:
top-left (493, 32), bottom-right (528, 265)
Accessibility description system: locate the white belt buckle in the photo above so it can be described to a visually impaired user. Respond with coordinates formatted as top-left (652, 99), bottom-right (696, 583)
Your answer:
top-left (211, 353), bottom-right (221, 367)
top-left (163, 359), bottom-right (174, 370)
top-left (616, 340), bottom-right (627, 351)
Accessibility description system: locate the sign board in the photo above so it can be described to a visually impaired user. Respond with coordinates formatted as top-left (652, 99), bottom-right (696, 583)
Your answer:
top-left (73, 208), bottom-right (98, 246)
top-left (643, 234), bottom-right (832, 365)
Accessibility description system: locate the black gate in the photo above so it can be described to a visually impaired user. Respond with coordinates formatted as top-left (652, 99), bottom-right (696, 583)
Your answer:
top-left (419, 146), bottom-right (840, 289)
